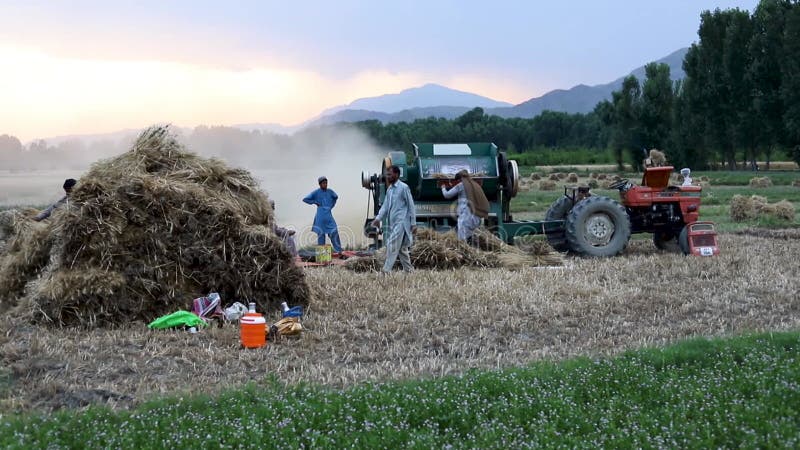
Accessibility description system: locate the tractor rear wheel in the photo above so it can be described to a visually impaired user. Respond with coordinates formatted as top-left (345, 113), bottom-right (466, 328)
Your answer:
top-left (565, 196), bottom-right (631, 257)
top-left (544, 196), bottom-right (573, 252)
top-left (678, 226), bottom-right (690, 255)
top-left (653, 229), bottom-right (681, 252)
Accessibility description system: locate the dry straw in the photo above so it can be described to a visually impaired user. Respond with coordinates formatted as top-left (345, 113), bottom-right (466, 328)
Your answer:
top-left (566, 172), bottom-right (579, 183)
top-left (529, 172), bottom-right (542, 181)
top-left (749, 176), bottom-right (773, 188)
top-left (0, 126), bottom-right (310, 327)
top-left (548, 173), bottom-right (560, 181)
top-left (345, 227), bottom-right (562, 272)
top-left (730, 194), bottom-right (795, 222)
top-left (539, 180), bottom-right (557, 191)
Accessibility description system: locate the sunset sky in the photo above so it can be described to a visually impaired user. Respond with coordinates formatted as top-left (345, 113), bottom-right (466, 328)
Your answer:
top-left (1, 0), bottom-right (759, 141)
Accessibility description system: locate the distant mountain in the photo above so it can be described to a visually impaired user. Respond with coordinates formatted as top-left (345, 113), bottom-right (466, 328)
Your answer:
top-left (310, 47), bottom-right (689, 126)
top-left (498, 47), bottom-right (688, 118)
top-left (318, 83), bottom-right (512, 118)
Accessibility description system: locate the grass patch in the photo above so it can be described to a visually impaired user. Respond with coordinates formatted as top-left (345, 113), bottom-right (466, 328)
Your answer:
top-left (2, 332), bottom-right (799, 449)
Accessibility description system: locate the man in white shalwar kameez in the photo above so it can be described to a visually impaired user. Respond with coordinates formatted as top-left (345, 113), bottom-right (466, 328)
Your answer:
top-left (371, 165), bottom-right (417, 273)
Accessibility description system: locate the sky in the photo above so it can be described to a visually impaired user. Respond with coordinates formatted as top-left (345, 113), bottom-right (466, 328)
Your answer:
top-left (0, 0), bottom-right (760, 141)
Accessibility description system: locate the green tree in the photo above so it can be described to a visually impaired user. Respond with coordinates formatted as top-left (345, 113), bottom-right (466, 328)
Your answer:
top-left (639, 63), bottom-right (674, 153)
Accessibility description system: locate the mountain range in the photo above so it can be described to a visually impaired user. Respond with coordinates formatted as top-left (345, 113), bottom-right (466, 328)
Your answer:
top-left (309, 47), bottom-right (688, 126)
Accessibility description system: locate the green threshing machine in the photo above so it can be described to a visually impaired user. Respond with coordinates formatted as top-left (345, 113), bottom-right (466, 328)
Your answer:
top-left (361, 143), bottom-right (719, 257)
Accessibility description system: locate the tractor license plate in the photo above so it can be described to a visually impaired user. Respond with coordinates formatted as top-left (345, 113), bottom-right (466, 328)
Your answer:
top-left (699, 247), bottom-right (714, 257)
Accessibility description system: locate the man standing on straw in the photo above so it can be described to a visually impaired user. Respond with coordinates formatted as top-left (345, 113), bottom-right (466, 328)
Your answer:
top-left (440, 169), bottom-right (489, 242)
top-left (371, 165), bottom-right (416, 273)
top-left (303, 176), bottom-right (342, 254)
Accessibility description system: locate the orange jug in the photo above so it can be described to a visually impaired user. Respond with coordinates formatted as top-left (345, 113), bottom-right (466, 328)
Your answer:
top-left (240, 302), bottom-right (266, 348)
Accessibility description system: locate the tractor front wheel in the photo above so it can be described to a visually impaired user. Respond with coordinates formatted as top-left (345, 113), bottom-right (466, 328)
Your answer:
top-left (544, 196), bottom-right (574, 252)
top-left (565, 196), bottom-right (631, 257)
top-left (678, 226), bottom-right (690, 255)
top-left (653, 229), bottom-right (681, 253)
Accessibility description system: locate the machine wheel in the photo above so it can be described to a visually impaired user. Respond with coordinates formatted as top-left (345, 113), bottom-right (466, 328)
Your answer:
top-left (544, 196), bottom-right (574, 252)
top-left (678, 226), bottom-right (690, 255)
top-left (653, 229), bottom-right (681, 252)
top-left (565, 196), bottom-right (631, 257)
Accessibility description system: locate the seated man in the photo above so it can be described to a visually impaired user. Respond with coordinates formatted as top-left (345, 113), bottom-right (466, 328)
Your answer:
top-left (34, 178), bottom-right (76, 221)
top-left (270, 200), bottom-right (298, 257)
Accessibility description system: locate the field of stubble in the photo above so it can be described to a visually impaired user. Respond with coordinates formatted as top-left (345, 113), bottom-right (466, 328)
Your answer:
top-left (1, 232), bottom-right (798, 413)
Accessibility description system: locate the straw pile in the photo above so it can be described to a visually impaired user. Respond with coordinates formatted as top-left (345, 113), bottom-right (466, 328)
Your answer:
top-left (730, 195), bottom-right (795, 222)
top-left (649, 149), bottom-right (667, 166)
top-left (345, 227), bottom-right (562, 272)
top-left (587, 179), bottom-right (599, 189)
top-left (566, 172), bottom-right (579, 183)
top-left (749, 177), bottom-right (773, 188)
top-left (0, 126), bottom-right (310, 327)
top-left (539, 180), bottom-right (557, 191)
top-left (548, 173), bottom-right (560, 181)
top-left (556, 172), bottom-right (567, 180)
top-left (597, 173), bottom-right (608, 180)
top-left (529, 172), bottom-right (542, 181)
top-left (792, 179), bottom-right (800, 187)
top-left (589, 173), bottom-right (598, 179)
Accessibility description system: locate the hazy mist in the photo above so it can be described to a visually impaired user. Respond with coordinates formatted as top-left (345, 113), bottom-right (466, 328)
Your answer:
top-left (0, 125), bottom-right (389, 248)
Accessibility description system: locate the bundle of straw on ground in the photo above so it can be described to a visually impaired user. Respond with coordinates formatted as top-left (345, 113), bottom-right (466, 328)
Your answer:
top-left (749, 176), bottom-right (773, 188)
top-left (529, 172), bottom-right (542, 181)
top-left (597, 173), bottom-right (608, 180)
top-left (730, 195), bottom-right (795, 222)
top-left (345, 228), bottom-right (562, 272)
top-left (556, 172), bottom-right (567, 180)
top-left (0, 126), bottom-right (310, 327)
top-left (548, 173), bottom-right (560, 181)
top-left (589, 172), bottom-right (598, 179)
top-left (587, 179), bottom-right (599, 189)
top-left (566, 172), bottom-right (579, 183)
top-left (539, 180), bottom-right (557, 191)
top-left (792, 179), bottom-right (800, 187)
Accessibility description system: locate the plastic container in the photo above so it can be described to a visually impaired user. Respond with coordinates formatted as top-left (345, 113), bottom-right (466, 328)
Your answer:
top-left (315, 244), bottom-right (332, 263)
top-left (240, 302), bottom-right (266, 348)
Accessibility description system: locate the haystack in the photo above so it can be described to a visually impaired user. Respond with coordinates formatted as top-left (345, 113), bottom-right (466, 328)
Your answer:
top-left (792, 179), bottom-right (800, 188)
top-left (730, 194), bottom-right (795, 222)
top-left (539, 180), bottom-right (557, 191)
top-left (345, 228), bottom-right (562, 272)
top-left (548, 173), bottom-right (560, 181)
top-left (749, 177), bottom-right (773, 188)
top-left (530, 172), bottom-right (542, 181)
top-left (556, 172), bottom-right (567, 180)
top-left (587, 179), bottom-right (599, 189)
top-left (0, 126), bottom-right (310, 327)
top-left (597, 173), bottom-right (608, 180)
top-left (566, 172), bottom-right (579, 183)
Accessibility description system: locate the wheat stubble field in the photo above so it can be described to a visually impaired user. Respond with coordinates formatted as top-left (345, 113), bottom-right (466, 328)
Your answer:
top-left (1, 232), bottom-right (798, 412)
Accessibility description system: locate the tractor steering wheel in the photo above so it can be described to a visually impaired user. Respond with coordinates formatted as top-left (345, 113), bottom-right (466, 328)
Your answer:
top-left (608, 178), bottom-right (630, 190)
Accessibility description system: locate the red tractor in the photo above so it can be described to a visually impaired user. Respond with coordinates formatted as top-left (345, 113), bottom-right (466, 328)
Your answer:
top-left (544, 166), bottom-right (719, 257)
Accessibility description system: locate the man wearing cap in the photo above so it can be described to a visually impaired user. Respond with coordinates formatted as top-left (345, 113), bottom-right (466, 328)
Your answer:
top-left (302, 176), bottom-right (342, 253)
top-left (33, 178), bottom-right (77, 221)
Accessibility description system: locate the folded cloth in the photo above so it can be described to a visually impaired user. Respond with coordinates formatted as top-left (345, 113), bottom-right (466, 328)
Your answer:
top-left (147, 311), bottom-right (207, 329)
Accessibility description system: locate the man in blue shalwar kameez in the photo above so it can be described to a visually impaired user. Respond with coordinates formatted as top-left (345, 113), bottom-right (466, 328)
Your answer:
top-left (303, 176), bottom-right (342, 253)
top-left (371, 165), bottom-right (416, 273)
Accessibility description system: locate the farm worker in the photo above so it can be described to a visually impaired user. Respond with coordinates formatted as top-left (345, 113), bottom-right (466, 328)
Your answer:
top-left (440, 169), bottom-right (489, 242)
top-left (303, 176), bottom-right (342, 253)
top-left (680, 168), bottom-right (692, 186)
top-left (33, 178), bottom-right (76, 221)
top-left (371, 165), bottom-right (416, 273)
top-left (269, 200), bottom-right (298, 257)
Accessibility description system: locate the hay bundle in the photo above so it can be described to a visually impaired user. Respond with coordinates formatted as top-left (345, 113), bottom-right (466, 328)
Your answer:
top-left (649, 149), bottom-right (667, 166)
top-left (599, 181), bottom-right (611, 189)
top-left (548, 173), bottom-right (560, 181)
top-left (556, 172), bottom-right (567, 180)
top-left (0, 126), bottom-right (310, 327)
top-left (566, 172), bottom-right (579, 183)
top-left (730, 195), bottom-right (794, 222)
top-left (587, 179), bottom-right (599, 189)
top-left (749, 177), bottom-right (773, 188)
top-left (792, 179), bottom-right (800, 188)
top-left (589, 173), bottom-right (598, 179)
top-left (539, 180), bottom-right (557, 191)
top-left (530, 172), bottom-right (542, 181)
top-left (345, 228), bottom-right (563, 272)
top-left (597, 173), bottom-right (608, 180)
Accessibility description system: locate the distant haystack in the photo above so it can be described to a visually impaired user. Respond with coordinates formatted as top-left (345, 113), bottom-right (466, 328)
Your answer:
top-left (648, 149), bottom-right (667, 166)
top-left (749, 177), bottom-right (773, 188)
top-left (539, 180), bottom-right (557, 191)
